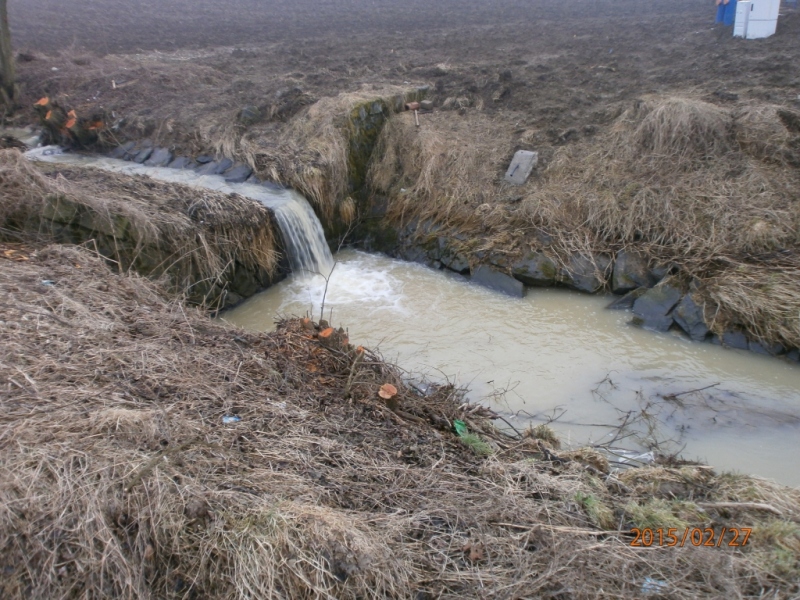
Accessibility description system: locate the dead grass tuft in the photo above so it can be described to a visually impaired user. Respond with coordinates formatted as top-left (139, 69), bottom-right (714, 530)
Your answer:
top-left (621, 96), bottom-right (733, 162)
top-left (369, 111), bottom-right (514, 238)
top-left (735, 104), bottom-right (800, 166)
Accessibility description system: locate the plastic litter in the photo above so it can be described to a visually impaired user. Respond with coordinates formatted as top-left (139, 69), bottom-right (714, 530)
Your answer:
top-left (222, 415), bottom-right (241, 424)
top-left (642, 577), bottom-right (669, 595)
top-left (612, 449), bottom-right (655, 465)
top-left (453, 419), bottom-right (468, 437)
top-left (41, 280), bottom-right (55, 286)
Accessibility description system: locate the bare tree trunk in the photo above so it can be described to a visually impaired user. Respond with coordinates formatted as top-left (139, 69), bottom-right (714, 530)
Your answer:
top-left (0, 0), bottom-right (15, 106)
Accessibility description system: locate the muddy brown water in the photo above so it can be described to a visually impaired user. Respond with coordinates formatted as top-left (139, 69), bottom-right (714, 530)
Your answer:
top-left (224, 250), bottom-right (800, 486)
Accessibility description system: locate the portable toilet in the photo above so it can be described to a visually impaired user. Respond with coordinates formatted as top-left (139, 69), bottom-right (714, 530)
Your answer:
top-left (734, 0), bottom-right (780, 38)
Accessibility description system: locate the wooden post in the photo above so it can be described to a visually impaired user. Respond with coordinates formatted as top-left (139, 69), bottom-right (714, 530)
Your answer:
top-left (0, 0), bottom-right (15, 107)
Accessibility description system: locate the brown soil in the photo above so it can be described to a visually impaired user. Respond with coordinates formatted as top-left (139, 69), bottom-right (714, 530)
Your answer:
top-left (7, 0), bottom-right (800, 155)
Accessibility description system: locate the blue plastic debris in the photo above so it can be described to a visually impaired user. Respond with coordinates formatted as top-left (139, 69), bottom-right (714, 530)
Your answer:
top-left (222, 416), bottom-right (241, 424)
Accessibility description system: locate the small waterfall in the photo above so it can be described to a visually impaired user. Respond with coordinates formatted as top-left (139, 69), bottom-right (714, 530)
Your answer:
top-left (271, 193), bottom-right (335, 278)
top-left (23, 145), bottom-right (335, 278)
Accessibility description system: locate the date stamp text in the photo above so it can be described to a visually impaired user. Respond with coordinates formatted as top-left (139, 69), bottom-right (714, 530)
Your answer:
top-left (630, 527), bottom-right (752, 547)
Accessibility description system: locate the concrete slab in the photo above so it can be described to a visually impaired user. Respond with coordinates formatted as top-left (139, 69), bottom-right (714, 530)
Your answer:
top-left (504, 150), bottom-right (538, 185)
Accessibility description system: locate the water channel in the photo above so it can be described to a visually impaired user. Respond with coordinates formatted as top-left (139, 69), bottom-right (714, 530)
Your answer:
top-left (21, 143), bottom-right (800, 486)
top-left (223, 250), bottom-right (800, 486)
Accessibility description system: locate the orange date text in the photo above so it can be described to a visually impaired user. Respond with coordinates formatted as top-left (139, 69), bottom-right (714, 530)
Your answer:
top-left (629, 527), bottom-right (751, 548)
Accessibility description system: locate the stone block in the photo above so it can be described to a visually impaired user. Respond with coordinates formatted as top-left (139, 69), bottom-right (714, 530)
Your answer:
top-left (133, 147), bottom-right (153, 164)
top-left (442, 252), bottom-right (469, 274)
top-left (611, 249), bottom-right (658, 294)
top-left (400, 245), bottom-right (428, 265)
top-left (109, 141), bottom-right (135, 159)
top-left (216, 158), bottom-right (234, 173)
top-left (144, 147), bottom-right (172, 167)
top-left (558, 253), bottom-right (610, 293)
top-left (237, 105), bottom-right (261, 126)
top-left (672, 294), bottom-right (709, 341)
top-left (42, 196), bottom-right (78, 223)
top-left (504, 150), bottom-right (538, 185)
top-left (196, 161), bottom-right (219, 175)
top-left (224, 164), bottom-right (253, 183)
top-left (78, 209), bottom-right (129, 238)
top-left (471, 265), bottom-right (525, 298)
top-left (606, 288), bottom-right (646, 310)
top-left (420, 100), bottom-right (434, 111)
top-left (722, 330), bottom-right (749, 351)
top-left (168, 156), bottom-right (193, 169)
top-left (631, 283), bottom-right (682, 332)
top-left (512, 251), bottom-right (557, 286)
top-left (749, 340), bottom-right (785, 356)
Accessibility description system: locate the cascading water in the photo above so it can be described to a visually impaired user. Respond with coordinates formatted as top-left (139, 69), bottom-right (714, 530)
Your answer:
top-left (23, 145), bottom-right (334, 278)
top-left (270, 194), bottom-right (334, 278)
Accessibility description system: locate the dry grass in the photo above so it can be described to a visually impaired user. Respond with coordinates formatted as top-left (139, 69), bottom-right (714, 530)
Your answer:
top-left (369, 95), bottom-right (800, 347)
top-left (623, 96), bottom-right (733, 162)
top-left (1, 243), bottom-right (799, 598)
top-left (369, 111), bottom-right (512, 234)
top-left (0, 149), bottom-right (279, 302)
top-left (734, 104), bottom-right (800, 166)
top-left (249, 86), bottom-right (411, 222)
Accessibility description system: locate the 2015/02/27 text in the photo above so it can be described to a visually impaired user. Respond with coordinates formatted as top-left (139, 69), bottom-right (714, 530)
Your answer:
top-left (629, 527), bottom-right (752, 548)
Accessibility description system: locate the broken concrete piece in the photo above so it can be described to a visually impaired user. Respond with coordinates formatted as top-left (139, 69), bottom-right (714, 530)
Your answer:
top-left (504, 150), bottom-right (538, 185)
top-left (420, 100), bottom-right (434, 111)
